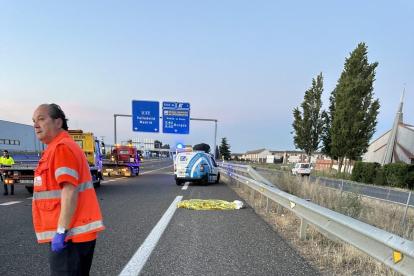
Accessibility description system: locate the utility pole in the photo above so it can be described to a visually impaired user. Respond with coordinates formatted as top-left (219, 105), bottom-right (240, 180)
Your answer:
top-left (100, 136), bottom-right (105, 142)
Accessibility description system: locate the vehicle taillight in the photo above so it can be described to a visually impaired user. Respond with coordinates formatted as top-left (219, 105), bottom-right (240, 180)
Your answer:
top-left (200, 164), bottom-right (204, 172)
top-left (174, 164), bottom-right (177, 172)
top-left (5, 179), bottom-right (15, 184)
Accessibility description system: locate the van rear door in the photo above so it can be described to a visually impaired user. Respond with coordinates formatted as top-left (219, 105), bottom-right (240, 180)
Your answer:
top-left (176, 153), bottom-right (191, 178)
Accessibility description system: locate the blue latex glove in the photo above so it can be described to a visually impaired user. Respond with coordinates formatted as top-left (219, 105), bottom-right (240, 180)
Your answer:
top-left (51, 233), bottom-right (67, 252)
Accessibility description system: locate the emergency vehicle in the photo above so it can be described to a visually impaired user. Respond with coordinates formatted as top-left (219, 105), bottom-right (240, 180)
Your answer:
top-left (69, 130), bottom-right (104, 186)
top-left (0, 130), bottom-right (104, 193)
top-left (174, 151), bottom-right (220, 186)
top-left (102, 144), bottom-right (140, 177)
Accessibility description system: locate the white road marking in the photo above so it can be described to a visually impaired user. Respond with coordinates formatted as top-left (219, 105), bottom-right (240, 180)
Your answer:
top-left (0, 201), bottom-right (22, 206)
top-left (140, 166), bottom-right (173, 175)
top-left (27, 197), bottom-right (33, 200)
top-left (108, 180), bottom-right (116, 182)
top-left (119, 196), bottom-right (183, 276)
top-left (182, 182), bottom-right (189, 190)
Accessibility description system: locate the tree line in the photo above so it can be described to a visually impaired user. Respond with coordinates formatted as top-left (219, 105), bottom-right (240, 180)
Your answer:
top-left (292, 43), bottom-right (380, 173)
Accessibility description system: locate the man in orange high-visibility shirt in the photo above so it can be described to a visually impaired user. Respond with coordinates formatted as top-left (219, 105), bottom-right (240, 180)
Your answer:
top-left (32, 104), bottom-right (105, 276)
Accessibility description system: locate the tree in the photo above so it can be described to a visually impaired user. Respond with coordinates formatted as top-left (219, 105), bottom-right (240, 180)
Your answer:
top-left (320, 89), bottom-right (338, 171)
top-left (215, 145), bottom-right (220, 160)
top-left (154, 140), bottom-right (162, 148)
top-left (292, 72), bottom-right (324, 163)
top-left (193, 143), bottom-right (211, 153)
top-left (330, 43), bottom-right (380, 173)
top-left (219, 137), bottom-right (231, 160)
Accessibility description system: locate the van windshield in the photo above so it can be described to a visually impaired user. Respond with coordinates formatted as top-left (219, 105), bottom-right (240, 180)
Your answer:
top-left (300, 164), bottom-right (310, 168)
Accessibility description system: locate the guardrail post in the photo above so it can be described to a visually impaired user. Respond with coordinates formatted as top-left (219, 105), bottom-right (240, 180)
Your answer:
top-left (277, 204), bottom-right (283, 214)
top-left (266, 198), bottom-right (270, 212)
top-left (251, 189), bottom-right (255, 200)
top-left (261, 194), bottom-right (265, 206)
top-left (399, 191), bottom-right (412, 237)
top-left (300, 217), bottom-right (308, 240)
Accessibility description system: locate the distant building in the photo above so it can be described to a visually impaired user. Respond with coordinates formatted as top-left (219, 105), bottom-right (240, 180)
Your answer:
top-left (316, 159), bottom-right (354, 173)
top-left (243, 149), bottom-right (271, 163)
top-left (283, 151), bottom-right (324, 164)
top-left (270, 151), bottom-right (284, 163)
top-left (0, 120), bottom-right (43, 153)
top-left (230, 153), bottom-right (243, 160)
top-left (363, 91), bottom-right (414, 165)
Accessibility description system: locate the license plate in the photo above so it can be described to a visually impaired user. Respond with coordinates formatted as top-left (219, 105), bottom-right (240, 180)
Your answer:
top-left (106, 169), bottom-right (113, 171)
top-left (179, 172), bottom-right (186, 176)
top-left (20, 180), bottom-right (33, 184)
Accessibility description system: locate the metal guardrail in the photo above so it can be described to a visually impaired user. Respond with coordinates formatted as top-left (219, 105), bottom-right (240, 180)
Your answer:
top-left (217, 162), bottom-right (414, 276)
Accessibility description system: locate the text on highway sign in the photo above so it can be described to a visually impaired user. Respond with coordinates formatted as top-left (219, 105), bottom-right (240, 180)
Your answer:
top-left (162, 102), bottom-right (190, 134)
top-left (132, 100), bottom-right (160, 133)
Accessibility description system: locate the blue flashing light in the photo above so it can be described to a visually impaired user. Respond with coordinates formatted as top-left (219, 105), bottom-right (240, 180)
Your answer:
top-left (176, 143), bottom-right (184, 149)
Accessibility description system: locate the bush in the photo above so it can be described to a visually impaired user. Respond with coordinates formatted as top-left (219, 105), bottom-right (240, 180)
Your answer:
top-left (351, 161), bottom-right (364, 181)
top-left (383, 162), bottom-right (414, 189)
top-left (373, 168), bottom-right (386, 186)
top-left (360, 162), bottom-right (381, 184)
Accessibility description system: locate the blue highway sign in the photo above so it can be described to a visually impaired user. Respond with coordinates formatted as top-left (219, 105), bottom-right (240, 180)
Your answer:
top-left (162, 102), bottom-right (190, 134)
top-left (132, 100), bottom-right (160, 133)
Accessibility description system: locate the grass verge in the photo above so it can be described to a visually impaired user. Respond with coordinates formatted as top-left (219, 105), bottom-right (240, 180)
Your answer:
top-left (222, 172), bottom-right (412, 275)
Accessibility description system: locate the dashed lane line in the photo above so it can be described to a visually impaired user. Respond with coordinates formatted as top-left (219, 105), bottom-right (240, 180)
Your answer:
top-left (182, 182), bottom-right (189, 190)
top-left (0, 201), bottom-right (22, 206)
top-left (119, 195), bottom-right (183, 276)
top-left (140, 166), bottom-right (173, 175)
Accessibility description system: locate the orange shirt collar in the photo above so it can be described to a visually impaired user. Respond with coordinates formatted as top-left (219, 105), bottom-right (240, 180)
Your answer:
top-left (42, 131), bottom-right (70, 157)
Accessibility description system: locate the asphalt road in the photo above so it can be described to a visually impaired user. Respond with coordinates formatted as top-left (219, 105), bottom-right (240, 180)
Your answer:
top-left (0, 159), bottom-right (320, 276)
top-left (256, 167), bottom-right (414, 206)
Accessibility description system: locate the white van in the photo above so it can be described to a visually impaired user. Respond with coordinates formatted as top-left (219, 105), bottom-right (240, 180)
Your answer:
top-left (174, 152), bottom-right (220, 186)
top-left (291, 163), bottom-right (312, 177)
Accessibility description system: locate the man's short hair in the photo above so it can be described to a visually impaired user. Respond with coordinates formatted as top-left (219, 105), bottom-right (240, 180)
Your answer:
top-left (3, 150), bottom-right (8, 153)
top-left (47, 104), bottom-right (69, 131)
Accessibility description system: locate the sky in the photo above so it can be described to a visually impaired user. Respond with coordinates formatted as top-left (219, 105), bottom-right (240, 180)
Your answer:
top-left (1, 0), bottom-right (413, 154)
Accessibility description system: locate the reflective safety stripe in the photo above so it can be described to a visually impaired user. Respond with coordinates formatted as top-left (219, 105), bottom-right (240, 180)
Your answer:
top-left (55, 167), bottom-right (78, 181)
top-left (78, 181), bottom-right (93, 192)
top-left (33, 190), bottom-right (62, 200)
top-left (33, 181), bottom-right (94, 200)
top-left (36, 220), bottom-right (104, 241)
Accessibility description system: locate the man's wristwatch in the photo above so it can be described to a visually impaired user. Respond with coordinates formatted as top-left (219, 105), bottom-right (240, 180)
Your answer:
top-left (57, 226), bottom-right (68, 234)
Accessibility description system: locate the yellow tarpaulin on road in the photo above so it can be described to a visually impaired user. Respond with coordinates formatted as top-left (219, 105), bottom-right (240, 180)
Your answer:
top-left (177, 199), bottom-right (243, 210)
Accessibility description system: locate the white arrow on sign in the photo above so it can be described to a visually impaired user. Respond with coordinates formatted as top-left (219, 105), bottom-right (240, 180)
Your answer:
top-left (174, 129), bottom-right (177, 132)
top-left (134, 127), bottom-right (138, 130)
top-left (155, 128), bottom-right (158, 131)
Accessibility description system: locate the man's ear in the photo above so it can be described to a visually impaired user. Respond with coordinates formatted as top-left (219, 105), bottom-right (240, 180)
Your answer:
top-left (56, 118), bottom-right (63, 128)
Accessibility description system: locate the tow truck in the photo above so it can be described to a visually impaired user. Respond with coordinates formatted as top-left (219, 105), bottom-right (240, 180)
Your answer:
top-left (68, 130), bottom-right (104, 186)
top-left (0, 130), bottom-right (104, 193)
top-left (102, 144), bottom-right (140, 177)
